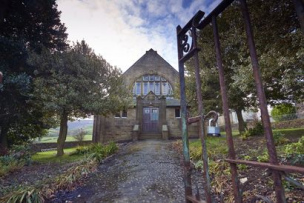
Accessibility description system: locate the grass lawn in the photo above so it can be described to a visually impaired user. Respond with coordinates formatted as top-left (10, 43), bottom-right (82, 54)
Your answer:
top-left (36, 134), bottom-right (92, 143)
top-left (220, 130), bottom-right (239, 137)
top-left (32, 147), bottom-right (84, 163)
top-left (273, 128), bottom-right (304, 138)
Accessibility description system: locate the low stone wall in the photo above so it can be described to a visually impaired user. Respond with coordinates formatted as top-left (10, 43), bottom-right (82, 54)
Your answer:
top-left (30, 141), bottom-right (92, 152)
top-left (271, 118), bottom-right (304, 129)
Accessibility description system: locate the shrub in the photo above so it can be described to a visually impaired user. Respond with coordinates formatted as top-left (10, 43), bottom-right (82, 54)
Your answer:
top-left (271, 103), bottom-right (297, 122)
top-left (284, 136), bottom-right (304, 155)
top-left (73, 128), bottom-right (87, 144)
top-left (257, 151), bottom-right (269, 162)
top-left (273, 132), bottom-right (290, 146)
top-left (241, 122), bottom-right (264, 139)
top-left (73, 145), bottom-right (90, 155)
top-left (0, 144), bottom-right (32, 176)
top-left (72, 142), bottom-right (118, 163)
top-left (10, 144), bottom-right (32, 165)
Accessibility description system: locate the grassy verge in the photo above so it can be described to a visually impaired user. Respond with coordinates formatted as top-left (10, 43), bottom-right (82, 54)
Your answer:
top-left (35, 135), bottom-right (92, 143)
top-left (189, 136), bottom-right (228, 161)
top-left (32, 148), bottom-right (84, 163)
top-left (273, 128), bottom-right (304, 139)
top-left (0, 142), bottom-right (119, 202)
top-left (183, 128), bottom-right (304, 202)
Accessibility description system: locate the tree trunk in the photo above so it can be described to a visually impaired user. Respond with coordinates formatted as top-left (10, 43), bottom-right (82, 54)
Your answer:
top-left (57, 111), bottom-right (68, 156)
top-left (235, 109), bottom-right (246, 134)
top-left (0, 126), bottom-right (8, 149)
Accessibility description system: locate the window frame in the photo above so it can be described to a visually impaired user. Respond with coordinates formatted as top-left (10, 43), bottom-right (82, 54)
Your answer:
top-left (175, 108), bottom-right (181, 118)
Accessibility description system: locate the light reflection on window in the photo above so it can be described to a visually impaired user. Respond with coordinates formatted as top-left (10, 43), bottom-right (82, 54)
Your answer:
top-left (143, 82), bottom-right (148, 95)
top-left (133, 75), bottom-right (173, 97)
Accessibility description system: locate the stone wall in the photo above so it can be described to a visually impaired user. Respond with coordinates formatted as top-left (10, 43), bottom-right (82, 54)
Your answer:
top-left (30, 141), bottom-right (92, 152)
top-left (271, 118), bottom-right (304, 129)
top-left (166, 108), bottom-right (199, 138)
top-left (94, 108), bottom-right (137, 143)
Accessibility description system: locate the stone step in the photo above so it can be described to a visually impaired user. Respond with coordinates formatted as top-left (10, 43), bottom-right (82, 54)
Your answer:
top-left (140, 133), bottom-right (162, 140)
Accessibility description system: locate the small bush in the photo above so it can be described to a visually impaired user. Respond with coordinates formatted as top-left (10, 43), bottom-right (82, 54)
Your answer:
top-left (194, 160), bottom-right (204, 170)
top-left (284, 136), bottom-right (304, 155)
top-left (0, 144), bottom-right (32, 176)
top-left (73, 128), bottom-right (87, 144)
top-left (271, 103), bottom-right (297, 122)
top-left (10, 144), bottom-right (32, 165)
top-left (241, 122), bottom-right (264, 139)
top-left (257, 151), bottom-right (269, 162)
top-left (73, 145), bottom-right (90, 155)
top-left (72, 142), bottom-right (118, 163)
top-left (273, 132), bottom-right (290, 146)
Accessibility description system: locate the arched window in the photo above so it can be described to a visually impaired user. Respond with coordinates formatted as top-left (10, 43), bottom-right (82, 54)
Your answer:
top-left (132, 74), bottom-right (173, 97)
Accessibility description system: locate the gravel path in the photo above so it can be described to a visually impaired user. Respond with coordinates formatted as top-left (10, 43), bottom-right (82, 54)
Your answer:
top-left (51, 140), bottom-right (205, 203)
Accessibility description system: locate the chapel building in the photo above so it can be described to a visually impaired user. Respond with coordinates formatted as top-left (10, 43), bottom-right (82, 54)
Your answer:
top-left (92, 49), bottom-right (198, 143)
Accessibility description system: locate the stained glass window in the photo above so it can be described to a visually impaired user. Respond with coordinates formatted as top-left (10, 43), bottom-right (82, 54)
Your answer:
top-left (155, 82), bottom-right (160, 95)
top-left (136, 82), bottom-right (141, 95)
top-left (143, 82), bottom-right (148, 95)
top-left (132, 75), bottom-right (173, 97)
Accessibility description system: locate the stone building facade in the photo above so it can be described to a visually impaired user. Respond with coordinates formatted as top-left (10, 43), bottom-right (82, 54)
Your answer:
top-left (93, 49), bottom-right (198, 143)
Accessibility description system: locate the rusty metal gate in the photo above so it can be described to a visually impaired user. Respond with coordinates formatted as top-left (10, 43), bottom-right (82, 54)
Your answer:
top-left (176, 0), bottom-right (304, 202)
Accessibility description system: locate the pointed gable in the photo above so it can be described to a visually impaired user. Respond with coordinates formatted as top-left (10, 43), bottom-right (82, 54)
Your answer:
top-left (122, 49), bottom-right (179, 90)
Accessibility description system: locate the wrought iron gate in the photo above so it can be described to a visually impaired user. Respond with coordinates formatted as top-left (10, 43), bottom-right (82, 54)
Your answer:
top-left (176, 0), bottom-right (304, 202)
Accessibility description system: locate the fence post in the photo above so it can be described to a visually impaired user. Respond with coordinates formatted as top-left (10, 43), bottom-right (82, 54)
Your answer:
top-left (177, 25), bottom-right (193, 203)
top-left (239, 0), bottom-right (286, 202)
top-left (212, 15), bottom-right (242, 203)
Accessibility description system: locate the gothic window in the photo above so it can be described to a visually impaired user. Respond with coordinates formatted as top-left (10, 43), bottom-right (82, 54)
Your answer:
top-left (143, 82), bottom-right (148, 95)
top-left (132, 75), bottom-right (173, 97)
top-left (162, 82), bottom-right (167, 95)
top-left (149, 82), bottom-right (154, 92)
top-left (143, 75), bottom-right (149, 81)
top-left (136, 82), bottom-right (141, 95)
top-left (155, 82), bottom-right (160, 95)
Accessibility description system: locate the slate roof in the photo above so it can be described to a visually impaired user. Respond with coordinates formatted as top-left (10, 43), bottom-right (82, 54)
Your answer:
top-left (166, 98), bottom-right (181, 107)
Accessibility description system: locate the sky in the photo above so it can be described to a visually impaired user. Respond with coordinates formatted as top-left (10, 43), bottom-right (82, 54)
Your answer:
top-left (57, 0), bottom-right (222, 72)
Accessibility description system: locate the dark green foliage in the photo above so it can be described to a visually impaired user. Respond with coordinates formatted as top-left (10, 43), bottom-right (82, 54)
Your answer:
top-left (29, 40), bottom-right (130, 156)
top-left (241, 122), bottom-right (264, 139)
top-left (283, 136), bottom-right (304, 165)
top-left (271, 103), bottom-right (297, 122)
top-left (257, 151), bottom-right (269, 162)
top-left (284, 136), bottom-right (304, 155)
top-left (184, 0), bottom-right (303, 134)
top-left (73, 142), bottom-right (118, 163)
top-left (0, 144), bottom-right (32, 176)
top-left (0, 0), bottom-right (67, 148)
top-left (273, 132), bottom-right (290, 146)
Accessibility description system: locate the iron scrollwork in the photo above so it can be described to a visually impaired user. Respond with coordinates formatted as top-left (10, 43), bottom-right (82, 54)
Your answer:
top-left (177, 10), bottom-right (204, 61)
top-left (180, 29), bottom-right (194, 57)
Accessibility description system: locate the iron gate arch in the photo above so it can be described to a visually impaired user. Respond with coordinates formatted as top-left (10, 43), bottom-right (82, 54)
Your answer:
top-left (176, 0), bottom-right (304, 202)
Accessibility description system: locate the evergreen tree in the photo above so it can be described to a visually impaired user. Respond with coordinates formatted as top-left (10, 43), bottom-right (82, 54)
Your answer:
top-left (29, 41), bottom-right (130, 156)
top-left (0, 0), bottom-right (67, 147)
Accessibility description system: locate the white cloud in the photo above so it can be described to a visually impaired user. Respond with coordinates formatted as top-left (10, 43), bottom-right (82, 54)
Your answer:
top-left (57, 0), bottom-right (221, 72)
